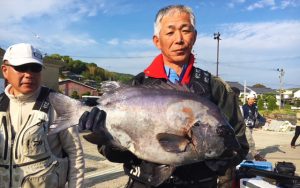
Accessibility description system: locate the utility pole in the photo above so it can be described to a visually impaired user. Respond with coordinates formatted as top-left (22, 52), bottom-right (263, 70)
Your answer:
top-left (244, 80), bottom-right (247, 104)
top-left (277, 68), bottom-right (285, 109)
top-left (214, 32), bottom-right (221, 77)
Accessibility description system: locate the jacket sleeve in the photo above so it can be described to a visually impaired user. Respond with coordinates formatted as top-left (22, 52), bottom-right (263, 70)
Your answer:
top-left (210, 77), bottom-right (249, 165)
top-left (59, 127), bottom-right (85, 188)
top-left (49, 93), bottom-right (85, 188)
top-left (98, 144), bottom-right (141, 164)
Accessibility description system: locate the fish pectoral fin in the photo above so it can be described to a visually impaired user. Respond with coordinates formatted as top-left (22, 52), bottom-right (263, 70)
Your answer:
top-left (157, 133), bottom-right (189, 153)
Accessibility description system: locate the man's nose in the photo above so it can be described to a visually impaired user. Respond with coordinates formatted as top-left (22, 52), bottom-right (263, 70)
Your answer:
top-left (175, 32), bottom-right (184, 44)
top-left (23, 72), bottom-right (35, 78)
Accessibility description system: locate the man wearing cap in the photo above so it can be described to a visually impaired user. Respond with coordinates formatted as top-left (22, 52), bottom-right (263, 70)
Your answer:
top-left (0, 43), bottom-right (84, 188)
top-left (242, 91), bottom-right (267, 161)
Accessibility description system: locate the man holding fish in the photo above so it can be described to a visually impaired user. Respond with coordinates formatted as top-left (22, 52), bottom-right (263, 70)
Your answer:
top-left (80, 4), bottom-right (249, 188)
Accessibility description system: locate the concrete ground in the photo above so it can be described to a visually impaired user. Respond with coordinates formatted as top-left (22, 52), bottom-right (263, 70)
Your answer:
top-left (253, 129), bottom-right (300, 175)
top-left (82, 129), bottom-right (300, 187)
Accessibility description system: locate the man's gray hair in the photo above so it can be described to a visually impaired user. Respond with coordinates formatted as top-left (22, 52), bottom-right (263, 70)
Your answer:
top-left (154, 5), bottom-right (196, 37)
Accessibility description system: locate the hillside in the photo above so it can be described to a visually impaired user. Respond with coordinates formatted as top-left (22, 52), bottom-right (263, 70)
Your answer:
top-left (46, 54), bottom-right (134, 86)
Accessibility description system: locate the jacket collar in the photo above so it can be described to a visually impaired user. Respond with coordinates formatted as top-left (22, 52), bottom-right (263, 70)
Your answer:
top-left (143, 54), bottom-right (195, 84)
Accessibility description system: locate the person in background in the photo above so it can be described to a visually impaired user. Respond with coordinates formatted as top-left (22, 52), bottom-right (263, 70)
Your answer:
top-left (242, 91), bottom-right (267, 161)
top-left (291, 111), bottom-right (300, 149)
top-left (80, 5), bottom-right (249, 188)
top-left (0, 43), bottom-right (84, 188)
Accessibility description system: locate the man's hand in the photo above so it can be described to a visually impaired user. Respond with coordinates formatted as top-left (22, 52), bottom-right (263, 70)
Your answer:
top-left (78, 107), bottom-right (129, 161)
top-left (78, 107), bottom-right (106, 133)
top-left (78, 107), bottom-right (113, 145)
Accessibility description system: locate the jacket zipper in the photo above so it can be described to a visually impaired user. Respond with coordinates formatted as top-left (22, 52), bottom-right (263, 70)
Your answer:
top-left (2, 116), bottom-right (8, 160)
top-left (9, 138), bottom-right (13, 188)
top-left (20, 168), bottom-right (42, 187)
top-left (20, 160), bottom-right (54, 187)
top-left (14, 115), bottom-right (31, 159)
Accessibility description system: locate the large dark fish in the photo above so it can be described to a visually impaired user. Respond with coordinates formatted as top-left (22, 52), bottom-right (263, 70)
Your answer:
top-left (48, 82), bottom-right (240, 166)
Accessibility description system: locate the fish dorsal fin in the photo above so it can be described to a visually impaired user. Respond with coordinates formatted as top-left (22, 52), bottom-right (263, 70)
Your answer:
top-left (138, 80), bottom-right (191, 93)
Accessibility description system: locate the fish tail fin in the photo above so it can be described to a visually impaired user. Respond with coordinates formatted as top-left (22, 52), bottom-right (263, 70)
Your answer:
top-left (48, 92), bottom-right (91, 135)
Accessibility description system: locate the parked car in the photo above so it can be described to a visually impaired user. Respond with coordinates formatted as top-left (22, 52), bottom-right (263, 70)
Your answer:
top-left (81, 95), bottom-right (101, 106)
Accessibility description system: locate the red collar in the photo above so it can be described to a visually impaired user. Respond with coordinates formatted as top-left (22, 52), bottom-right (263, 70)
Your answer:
top-left (144, 54), bottom-right (195, 84)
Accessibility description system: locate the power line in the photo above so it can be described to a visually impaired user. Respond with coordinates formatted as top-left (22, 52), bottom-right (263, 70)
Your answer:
top-left (196, 58), bottom-right (278, 72)
top-left (67, 55), bottom-right (156, 59)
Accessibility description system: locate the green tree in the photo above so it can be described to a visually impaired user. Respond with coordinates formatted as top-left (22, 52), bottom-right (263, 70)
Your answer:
top-left (81, 91), bottom-right (91, 96)
top-left (257, 98), bottom-right (264, 110)
top-left (266, 95), bottom-right (278, 110)
top-left (71, 91), bottom-right (80, 99)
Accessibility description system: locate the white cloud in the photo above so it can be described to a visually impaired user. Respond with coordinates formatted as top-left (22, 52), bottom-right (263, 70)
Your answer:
top-left (0, 0), bottom-right (135, 25)
top-left (247, 0), bottom-right (276, 10)
top-left (0, 0), bottom-right (73, 23)
top-left (279, 0), bottom-right (300, 9)
top-left (220, 21), bottom-right (300, 54)
top-left (193, 20), bottom-right (300, 88)
top-left (0, 0), bottom-right (133, 53)
top-left (246, 0), bottom-right (300, 10)
top-left (227, 0), bottom-right (246, 8)
top-left (195, 20), bottom-right (300, 63)
top-left (107, 38), bottom-right (120, 45)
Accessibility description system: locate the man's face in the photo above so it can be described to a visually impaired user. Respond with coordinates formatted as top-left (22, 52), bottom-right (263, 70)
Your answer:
top-left (153, 11), bottom-right (197, 65)
top-left (1, 62), bottom-right (42, 95)
top-left (247, 98), bottom-right (256, 106)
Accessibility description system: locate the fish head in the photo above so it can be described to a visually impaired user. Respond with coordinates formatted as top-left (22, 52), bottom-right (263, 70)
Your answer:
top-left (156, 98), bottom-right (240, 163)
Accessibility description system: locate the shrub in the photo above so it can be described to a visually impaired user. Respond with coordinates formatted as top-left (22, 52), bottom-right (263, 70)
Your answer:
top-left (71, 91), bottom-right (80, 99)
top-left (266, 95), bottom-right (278, 111)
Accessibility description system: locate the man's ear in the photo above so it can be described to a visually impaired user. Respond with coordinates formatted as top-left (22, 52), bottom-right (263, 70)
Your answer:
top-left (192, 30), bottom-right (197, 45)
top-left (153, 35), bottom-right (161, 50)
top-left (1, 64), bottom-right (8, 79)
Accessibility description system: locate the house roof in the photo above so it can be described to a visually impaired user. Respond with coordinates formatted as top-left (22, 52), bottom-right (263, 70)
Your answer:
top-left (226, 81), bottom-right (275, 94)
top-left (59, 79), bottom-right (97, 90)
top-left (227, 81), bottom-right (244, 91)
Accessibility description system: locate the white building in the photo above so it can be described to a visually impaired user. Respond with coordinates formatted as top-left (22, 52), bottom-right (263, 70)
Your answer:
top-left (294, 90), bottom-right (300, 99)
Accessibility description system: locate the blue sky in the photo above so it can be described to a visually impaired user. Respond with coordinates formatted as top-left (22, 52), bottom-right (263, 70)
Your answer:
top-left (0, 0), bottom-right (299, 89)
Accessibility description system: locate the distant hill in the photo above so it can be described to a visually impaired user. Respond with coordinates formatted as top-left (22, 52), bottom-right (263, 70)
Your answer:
top-left (46, 54), bottom-right (134, 85)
